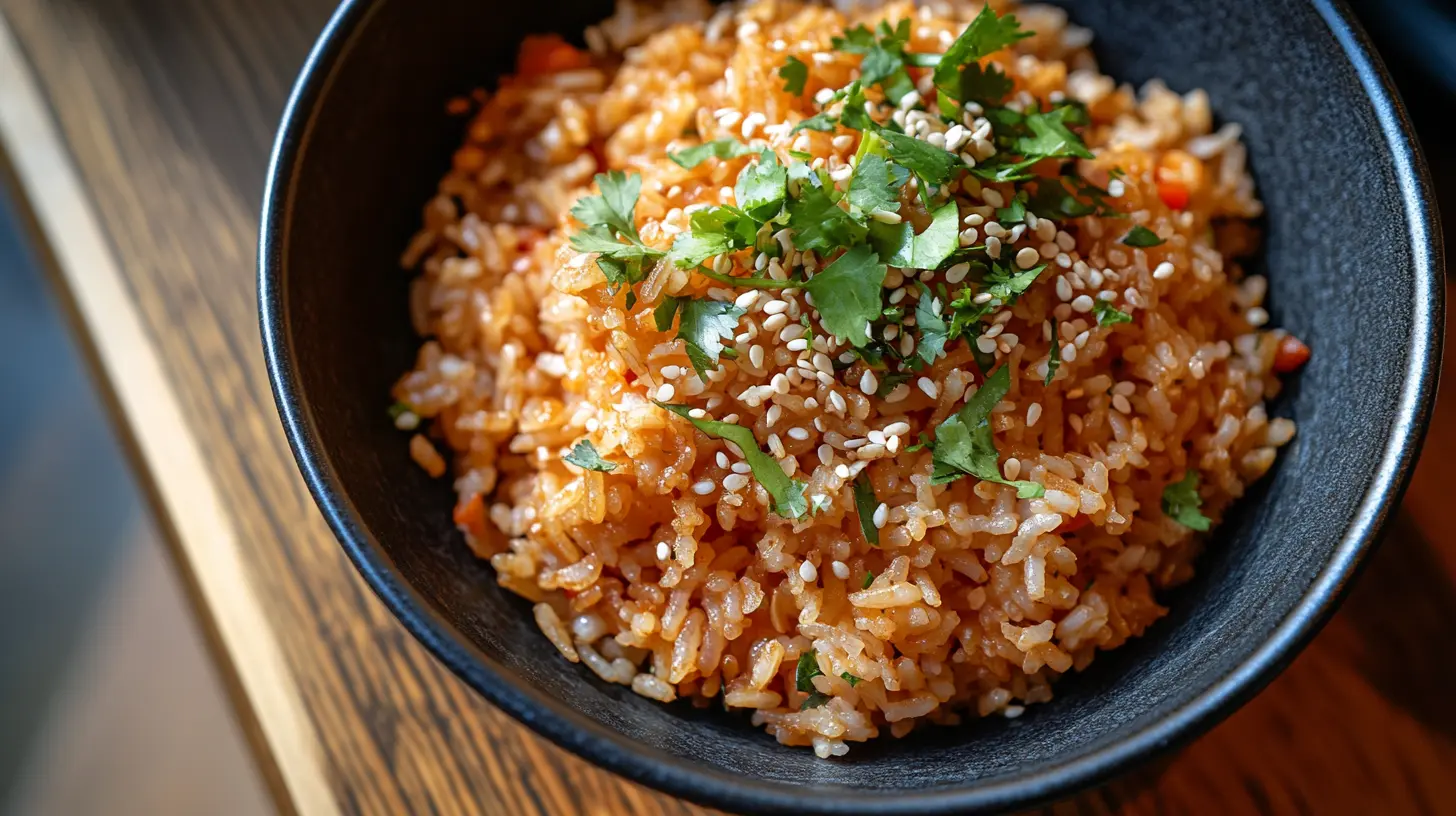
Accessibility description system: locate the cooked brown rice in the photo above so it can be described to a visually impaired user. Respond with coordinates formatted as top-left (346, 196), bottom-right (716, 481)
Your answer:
top-left (391, 0), bottom-right (1302, 756)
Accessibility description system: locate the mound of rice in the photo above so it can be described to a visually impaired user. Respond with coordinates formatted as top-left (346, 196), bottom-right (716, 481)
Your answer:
top-left (391, 0), bottom-right (1302, 756)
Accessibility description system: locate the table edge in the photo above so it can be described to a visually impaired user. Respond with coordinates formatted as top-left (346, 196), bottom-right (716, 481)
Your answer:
top-left (0, 15), bottom-right (337, 816)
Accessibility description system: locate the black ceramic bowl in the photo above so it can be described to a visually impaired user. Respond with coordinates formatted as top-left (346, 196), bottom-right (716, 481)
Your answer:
top-left (259, 1), bottom-right (1443, 812)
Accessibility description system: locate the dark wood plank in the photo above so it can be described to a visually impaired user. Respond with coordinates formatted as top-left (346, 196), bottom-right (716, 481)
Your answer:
top-left (2, 0), bottom-right (1452, 812)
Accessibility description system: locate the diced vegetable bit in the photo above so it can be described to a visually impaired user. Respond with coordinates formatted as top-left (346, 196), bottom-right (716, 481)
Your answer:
top-left (852, 474), bottom-right (880, 546)
top-left (1054, 512), bottom-right (1090, 535)
top-left (1092, 300), bottom-right (1133, 327)
top-left (516, 34), bottom-right (590, 76)
top-left (452, 493), bottom-right (486, 535)
top-left (1161, 470), bottom-right (1212, 531)
top-left (657, 403), bottom-right (808, 518)
top-left (1157, 178), bottom-right (1190, 210)
top-left (1272, 334), bottom-right (1311, 373)
top-left (563, 439), bottom-right (617, 472)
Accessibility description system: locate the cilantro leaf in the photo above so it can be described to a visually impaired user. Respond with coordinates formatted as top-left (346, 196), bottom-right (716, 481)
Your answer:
top-left (667, 231), bottom-right (731, 269)
top-left (669, 138), bottom-right (754, 170)
top-left (654, 296), bottom-right (682, 332)
top-left (929, 366), bottom-right (1044, 497)
top-left (983, 259), bottom-right (1045, 304)
top-left (735, 151), bottom-right (788, 221)
top-left (996, 191), bottom-right (1028, 224)
top-left (803, 245), bottom-right (886, 347)
top-left (810, 493), bottom-right (834, 514)
top-left (657, 403), bottom-right (808, 518)
top-left (1093, 300), bottom-right (1133, 327)
top-left (1162, 470), bottom-right (1212, 531)
top-left (570, 170), bottom-right (642, 239)
top-left (1045, 317), bottom-right (1061, 385)
top-left (840, 672), bottom-right (862, 687)
top-left (862, 571), bottom-right (874, 589)
top-left (563, 440), bottom-right (617, 472)
top-left (838, 82), bottom-right (874, 131)
top-left (847, 153), bottom-right (901, 215)
top-left (915, 283), bottom-right (948, 364)
top-left (877, 128), bottom-right (963, 194)
top-left (796, 649), bottom-right (823, 692)
top-left (853, 474), bottom-right (880, 546)
top-left (1014, 106), bottom-right (1096, 161)
top-left (676, 299), bottom-right (744, 378)
top-left (779, 55), bottom-right (808, 95)
top-left (801, 692), bottom-right (831, 710)
top-left (1121, 225), bottom-right (1165, 247)
top-left (667, 205), bottom-right (758, 268)
top-left (833, 21), bottom-right (916, 104)
top-left (790, 112), bottom-right (837, 134)
top-left (933, 5), bottom-right (1031, 116)
top-left (786, 183), bottom-right (868, 253)
top-left (911, 201), bottom-right (960, 269)
top-left (956, 62), bottom-right (1015, 107)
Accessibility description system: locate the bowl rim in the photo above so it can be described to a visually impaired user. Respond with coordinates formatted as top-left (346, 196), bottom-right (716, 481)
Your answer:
top-left (258, 1), bottom-right (1444, 812)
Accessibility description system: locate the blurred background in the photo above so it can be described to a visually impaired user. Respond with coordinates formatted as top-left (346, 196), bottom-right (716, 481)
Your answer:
top-left (0, 1), bottom-right (1449, 814)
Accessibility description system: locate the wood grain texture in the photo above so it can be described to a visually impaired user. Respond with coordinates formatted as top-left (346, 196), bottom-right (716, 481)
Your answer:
top-left (0, 0), bottom-right (1451, 813)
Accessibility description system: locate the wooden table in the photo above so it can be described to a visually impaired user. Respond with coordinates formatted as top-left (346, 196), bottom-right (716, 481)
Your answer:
top-left (0, 0), bottom-right (1451, 813)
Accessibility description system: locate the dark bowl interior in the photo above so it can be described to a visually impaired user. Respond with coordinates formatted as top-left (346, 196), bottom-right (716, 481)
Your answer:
top-left (259, 0), bottom-right (1442, 812)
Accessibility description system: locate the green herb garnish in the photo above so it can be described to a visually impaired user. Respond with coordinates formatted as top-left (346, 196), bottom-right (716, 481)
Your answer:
top-left (1046, 317), bottom-right (1061, 385)
top-left (841, 672), bottom-right (862, 687)
top-left (669, 138), bottom-right (754, 170)
top-left (929, 365), bottom-right (1044, 497)
top-left (654, 296), bottom-right (682, 332)
top-left (853, 474), bottom-right (880, 546)
top-left (933, 5), bottom-right (1031, 116)
top-left (1121, 225), bottom-right (1165, 247)
top-left (914, 283), bottom-right (949, 365)
top-left (658, 403), bottom-right (808, 518)
top-left (563, 440), bottom-right (617, 472)
top-left (1093, 300), bottom-right (1133, 327)
top-left (797, 649), bottom-right (823, 692)
top-left (387, 402), bottom-right (414, 420)
top-left (1162, 470), bottom-right (1212, 531)
top-left (667, 205), bottom-right (760, 269)
top-left (734, 150), bottom-right (789, 221)
top-left (675, 299), bottom-right (745, 378)
top-left (802, 244), bottom-right (886, 347)
top-left (569, 171), bottom-right (663, 302)
top-left (779, 55), bottom-right (809, 95)
top-left (862, 571), bottom-right (875, 589)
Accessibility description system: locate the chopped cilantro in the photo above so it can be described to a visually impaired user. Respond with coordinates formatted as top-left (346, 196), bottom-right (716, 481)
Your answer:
top-left (658, 403), bottom-right (808, 518)
top-left (654, 296), bottom-right (682, 332)
top-left (904, 432), bottom-right (931, 453)
top-left (667, 205), bottom-right (759, 269)
top-left (1093, 300), bottom-right (1133, 327)
top-left (803, 245), bottom-right (886, 347)
top-left (933, 5), bottom-right (1031, 116)
top-left (1121, 225), bottom-right (1165, 247)
top-left (570, 170), bottom-right (642, 238)
top-left (790, 112), bottom-right (838, 135)
top-left (1015, 106), bottom-right (1096, 161)
top-left (929, 366), bottom-right (1045, 497)
top-left (669, 138), bottom-right (754, 170)
top-left (810, 493), bottom-right (834, 514)
top-left (838, 81), bottom-right (875, 131)
top-left (984, 259), bottom-right (1045, 304)
top-left (862, 571), bottom-right (875, 589)
top-left (801, 692), bottom-right (831, 710)
top-left (696, 266), bottom-right (797, 289)
top-left (779, 55), bottom-right (808, 95)
top-left (996, 191), bottom-right (1028, 224)
top-left (786, 182), bottom-right (868, 253)
top-left (915, 283), bottom-right (948, 364)
top-left (868, 201), bottom-right (958, 270)
top-left (853, 474), bottom-right (880, 546)
top-left (734, 150), bottom-right (789, 221)
top-left (1046, 317), bottom-right (1061, 385)
top-left (832, 19), bottom-right (916, 104)
top-left (955, 61), bottom-right (1015, 107)
top-left (563, 440), bottom-right (616, 472)
top-left (676, 299), bottom-right (744, 378)
top-left (788, 149), bottom-right (814, 161)
top-left (796, 649), bottom-right (823, 692)
top-left (386, 402), bottom-right (413, 421)
top-left (840, 672), bottom-right (862, 687)
top-left (568, 171), bottom-right (663, 299)
top-left (876, 372), bottom-right (912, 397)
top-left (847, 153), bottom-right (901, 216)
top-left (877, 128), bottom-right (963, 195)
top-left (1162, 470), bottom-right (1212, 531)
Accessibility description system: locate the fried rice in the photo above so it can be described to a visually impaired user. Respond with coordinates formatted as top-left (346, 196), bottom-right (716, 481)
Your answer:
top-left (389, 0), bottom-right (1305, 757)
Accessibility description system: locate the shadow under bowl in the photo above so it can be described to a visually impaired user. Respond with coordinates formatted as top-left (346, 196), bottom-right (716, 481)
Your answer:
top-left (259, 0), bottom-right (1444, 812)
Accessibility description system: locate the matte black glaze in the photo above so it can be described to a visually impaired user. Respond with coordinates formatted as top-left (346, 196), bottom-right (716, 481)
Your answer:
top-left (259, 1), bottom-right (1443, 812)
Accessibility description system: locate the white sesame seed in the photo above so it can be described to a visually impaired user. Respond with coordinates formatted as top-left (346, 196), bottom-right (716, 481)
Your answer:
top-left (1071, 295), bottom-right (1094, 313)
top-left (870, 209), bottom-right (903, 224)
top-left (829, 390), bottom-right (848, 413)
top-left (1015, 247), bottom-right (1040, 269)
top-left (771, 373), bottom-right (791, 394)
top-left (834, 464), bottom-right (851, 479)
top-left (688, 408), bottom-right (708, 419)
top-left (900, 333), bottom-right (915, 357)
top-left (1075, 331), bottom-right (1090, 349)
top-left (1027, 402), bottom-right (1043, 426)
top-left (884, 384), bottom-right (911, 403)
top-left (786, 338), bottom-right (809, 352)
top-left (804, 397), bottom-right (819, 409)
top-left (1108, 179), bottom-right (1126, 197)
top-left (813, 352), bottom-right (834, 373)
top-left (859, 369), bottom-right (878, 395)
top-left (883, 324), bottom-right (900, 341)
top-left (724, 473), bottom-right (751, 492)
top-left (981, 188), bottom-right (1005, 208)
top-left (763, 299), bottom-right (789, 315)
top-left (714, 452), bottom-right (729, 469)
top-left (1246, 307), bottom-right (1269, 327)
top-left (831, 134), bottom-right (854, 150)
top-left (984, 323), bottom-right (1005, 340)
top-left (749, 344), bottom-right (765, 369)
top-left (799, 560), bottom-right (818, 582)
top-left (1062, 343), bottom-right (1078, 363)
top-left (732, 461), bottom-right (752, 474)
top-left (766, 404), bottom-right (782, 427)
top-left (872, 502), bottom-right (888, 529)
top-left (898, 90), bottom-right (922, 110)
top-left (785, 427), bottom-right (809, 442)
top-left (944, 262), bottom-right (971, 284)
top-left (656, 383), bottom-right (676, 401)
top-left (1112, 394), bottom-right (1133, 414)
top-left (692, 480), bottom-right (716, 495)
top-left (917, 377), bottom-right (939, 399)
top-left (844, 438), bottom-right (869, 450)
top-left (831, 560), bottom-right (850, 580)
top-left (763, 313), bottom-right (789, 332)
top-left (1004, 457), bottom-right (1021, 480)
top-left (976, 336), bottom-right (997, 354)
top-left (722, 413), bottom-right (740, 424)
top-left (986, 236), bottom-right (1002, 258)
